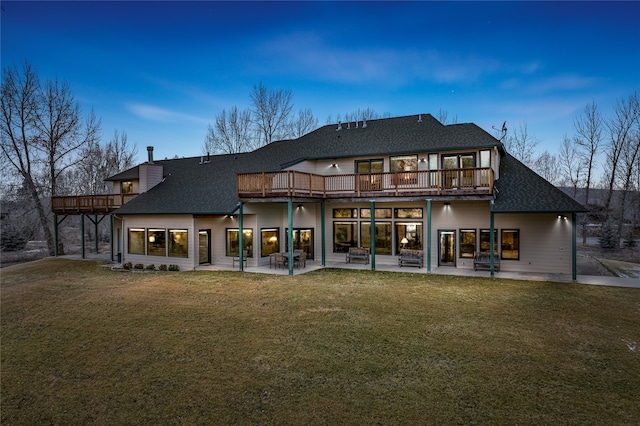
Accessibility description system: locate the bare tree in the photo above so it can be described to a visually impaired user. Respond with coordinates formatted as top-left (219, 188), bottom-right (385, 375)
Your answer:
top-left (504, 122), bottom-right (539, 167)
top-left (533, 150), bottom-right (561, 185)
top-left (573, 100), bottom-right (603, 220)
top-left (614, 92), bottom-right (640, 240)
top-left (73, 129), bottom-right (137, 195)
top-left (1, 61), bottom-right (98, 254)
top-left (558, 135), bottom-right (583, 196)
top-left (436, 108), bottom-right (458, 124)
top-left (250, 81), bottom-right (293, 146)
top-left (289, 108), bottom-right (318, 138)
top-left (203, 106), bottom-right (253, 154)
top-left (602, 93), bottom-right (639, 227)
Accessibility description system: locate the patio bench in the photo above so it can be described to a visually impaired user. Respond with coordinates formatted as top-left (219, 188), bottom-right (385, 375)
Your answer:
top-left (398, 249), bottom-right (423, 268)
top-left (346, 247), bottom-right (370, 264)
top-left (473, 252), bottom-right (500, 272)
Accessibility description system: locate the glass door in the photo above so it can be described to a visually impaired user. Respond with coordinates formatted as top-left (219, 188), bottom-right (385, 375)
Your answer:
top-left (438, 230), bottom-right (456, 266)
top-left (199, 230), bottom-right (211, 264)
top-left (285, 228), bottom-right (314, 259)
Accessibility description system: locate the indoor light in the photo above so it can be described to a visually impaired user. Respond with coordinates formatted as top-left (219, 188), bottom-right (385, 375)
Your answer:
top-left (269, 236), bottom-right (278, 242)
top-left (149, 235), bottom-right (155, 243)
top-left (401, 237), bottom-right (409, 244)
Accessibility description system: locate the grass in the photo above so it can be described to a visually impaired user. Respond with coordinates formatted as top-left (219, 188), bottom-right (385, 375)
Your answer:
top-left (2, 259), bottom-right (639, 425)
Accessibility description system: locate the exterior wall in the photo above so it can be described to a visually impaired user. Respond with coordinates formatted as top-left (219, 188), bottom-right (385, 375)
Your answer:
top-left (138, 164), bottom-right (163, 193)
top-left (121, 214), bottom-right (195, 271)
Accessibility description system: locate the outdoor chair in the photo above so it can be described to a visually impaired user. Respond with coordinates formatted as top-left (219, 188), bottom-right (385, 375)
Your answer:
top-left (295, 251), bottom-right (307, 269)
top-left (233, 249), bottom-right (248, 268)
top-left (274, 252), bottom-right (286, 269)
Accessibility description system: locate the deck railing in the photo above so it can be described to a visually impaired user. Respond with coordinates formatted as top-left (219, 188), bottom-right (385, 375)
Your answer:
top-left (51, 194), bottom-right (138, 214)
top-left (237, 168), bottom-right (494, 199)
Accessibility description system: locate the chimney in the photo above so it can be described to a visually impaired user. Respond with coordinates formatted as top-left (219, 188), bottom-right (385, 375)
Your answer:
top-left (147, 146), bottom-right (154, 164)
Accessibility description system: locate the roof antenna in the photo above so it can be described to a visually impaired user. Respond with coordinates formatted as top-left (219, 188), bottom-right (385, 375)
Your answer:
top-left (492, 121), bottom-right (508, 141)
top-left (418, 114), bottom-right (422, 122)
top-left (336, 121), bottom-right (342, 131)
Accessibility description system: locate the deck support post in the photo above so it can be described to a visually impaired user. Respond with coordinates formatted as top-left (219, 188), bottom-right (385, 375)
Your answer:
top-left (110, 214), bottom-right (114, 262)
top-left (572, 212), bottom-right (577, 281)
top-left (490, 201), bottom-right (495, 277)
top-left (81, 214), bottom-right (85, 259)
top-left (288, 200), bottom-right (294, 276)
top-left (238, 202), bottom-right (244, 272)
top-left (321, 201), bottom-right (326, 267)
top-left (54, 214), bottom-right (59, 257)
top-left (370, 200), bottom-right (375, 270)
top-left (427, 199), bottom-right (432, 272)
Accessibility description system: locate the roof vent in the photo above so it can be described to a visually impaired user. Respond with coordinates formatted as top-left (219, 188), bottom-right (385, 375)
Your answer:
top-left (147, 146), bottom-right (154, 164)
top-left (347, 121), bottom-right (351, 130)
top-left (336, 121), bottom-right (342, 131)
top-left (418, 114), bottom-right (422, 122)
top-left (356, 121), bottom-right (359, 128)
top-left (362, 119), bottom-right (367, 128)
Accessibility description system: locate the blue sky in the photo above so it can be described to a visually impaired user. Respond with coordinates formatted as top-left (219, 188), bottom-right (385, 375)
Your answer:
top-left (2, 1), bottom-right (639, 163)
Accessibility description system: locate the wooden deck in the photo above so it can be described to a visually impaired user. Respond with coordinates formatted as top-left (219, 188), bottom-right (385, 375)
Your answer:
top-left (51, 194), bottom-right (138, 215)
top-left (237, 168), bottom-right (494, 199)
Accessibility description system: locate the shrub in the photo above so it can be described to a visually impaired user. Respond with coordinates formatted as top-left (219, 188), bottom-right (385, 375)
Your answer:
top-left (134, 263), bottom-right (144, 270)
top-left (168, 264), bottom-right (180, 271)
top-left (123, 262), bottom-right (132, 270)
top-left (145, 264), bottom-right (156, 271)
top-left (159, 264), bottom-right (168, 271)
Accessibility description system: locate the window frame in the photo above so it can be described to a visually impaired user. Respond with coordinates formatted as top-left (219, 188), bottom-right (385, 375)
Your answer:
top-left (147, 228), bottom-right (167, 257)
top-left (459, 229), bottom-right (477, 259)
top-left (501, 229), bottom-right (520, 260)
top-left (168, 229), bottom-right (188, 258)
top-left (226, 228), bottom-right (254, 258)
top-left (333, 221), bottom-right (358, 253)
top-left (260, 228), bottom-right (280, 257)
top-left (127, 228), bottom-right (145, 255)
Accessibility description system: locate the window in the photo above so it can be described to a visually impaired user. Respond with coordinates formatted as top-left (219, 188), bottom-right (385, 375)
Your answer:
top-left (390, 155), bottom-right (418, 185)
top-left (356, 159), bottom-right (383, 174)
top-left (361, 222), bottom-right (392, 255)
top-left (128, 228), bottom-right (145, 255)
top-left (428, 153), bottom-right (439, 187)
top-left (261, 228), bottom-right (280, 257)
top-left (394, 208), bottom-right (423, 219)
top-left (360, 208), bottom-right (392, 218)
top-left (442, 154), bottom-right (476, 188)
top-left (168, 229), bottom-right (188, 258)
top-left (501, 229), bottom-right (520, 260)
top-left (480, 229), bottom-right (498, 253)
top-left (121, 181), bottom-right (133, 194)
top-left (147, 229), bottom-right (166, 256)
top-left (480, 150), bottom-right (491, 185)
top-left (396, 223), bottom-right (423, 252)
top-left (226, 229), bottom-right (253, 257)
top-left (334, 222), bottom-right (357, 253)
top-left (460, 229), bottom-right (476, 258)
top-left (390, 155), bottom-right (418, 173)
top-left (333, 208), bottom-right (357, 218)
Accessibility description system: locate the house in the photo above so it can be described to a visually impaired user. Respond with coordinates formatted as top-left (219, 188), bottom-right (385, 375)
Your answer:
top-left (52, 114), bottom-right (587, 278)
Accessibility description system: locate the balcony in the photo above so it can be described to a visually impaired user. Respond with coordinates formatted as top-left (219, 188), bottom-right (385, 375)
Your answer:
top-left (237, 168), bottom-right (494, 200)
top-left (51, 194), bottom-right (138, 215)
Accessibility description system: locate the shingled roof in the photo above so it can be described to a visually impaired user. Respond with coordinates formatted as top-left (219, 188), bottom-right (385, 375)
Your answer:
top-left (113, 114), bottom-right (585, 215)
top-left (493, 154), bottom-right (587, 213)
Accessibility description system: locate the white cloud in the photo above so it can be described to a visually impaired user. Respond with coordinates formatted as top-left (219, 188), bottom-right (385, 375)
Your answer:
top-left (126, 103), bottom-right (209, 125)
top-left (254, 32), bottom-right (504, 86)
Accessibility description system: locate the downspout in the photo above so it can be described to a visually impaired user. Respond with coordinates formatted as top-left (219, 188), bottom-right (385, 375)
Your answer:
top-left (288, 200), bottom-right (294, 276)
top-left (370, 201), bottom-right (375, 270)
top-left (238, 202), bottom-right (244, 272)
top-left (321, 201), bottom-right (326, 267)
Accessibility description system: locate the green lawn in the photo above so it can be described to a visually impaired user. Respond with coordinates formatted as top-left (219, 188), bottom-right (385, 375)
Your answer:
top-left (2, 258), bottom-right (639, 425)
